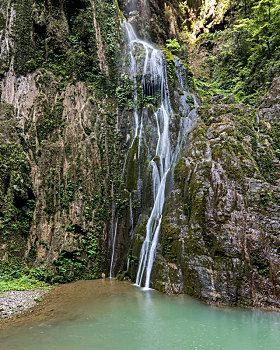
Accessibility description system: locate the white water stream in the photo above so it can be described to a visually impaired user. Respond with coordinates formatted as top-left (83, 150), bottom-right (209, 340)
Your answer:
top-left (109, 22), bottom-right (197, 286)
top-left (121, 22), bottom-right (196, 289)
top-left (109, 217), bottom-right (118, 278)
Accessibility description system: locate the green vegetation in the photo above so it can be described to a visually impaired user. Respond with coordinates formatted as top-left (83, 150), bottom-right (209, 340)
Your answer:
top-left (161, 221), bottom-right (179, 263)
top-left (125, 137), bottom-right (139, 192)
top-left (188, 0), bottom-right (280, 105)
top-left (0, 259), bottom-right (49, 293)
top-left (198, 100), bottom-right (277, 185)
top-left (0, 136), bottom-right (35, 252)
top-left (52, 251), bottom-right (88, 284)
top-left (0, 0), bottom-right (126, 284)
top-left (0, 11), bottom-right (5, 30)
top-left (116, 74), bottom-right (135, 110)
top-left (166, 39), bottom-right (181, 53)
top-left (0, 0), bottom-right (279, 303)
top-left (0, 275), bottom-right (49, 294)
top-left (14, 0), bottom-right (35, 75)
top-left (12, 0), bottom-right (121, 96)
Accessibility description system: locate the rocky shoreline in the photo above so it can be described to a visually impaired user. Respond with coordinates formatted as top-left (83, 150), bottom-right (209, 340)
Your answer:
top-left (0, 289), bottom-right (50, 321)
top-left (0, 280), bottom-right (124, 329)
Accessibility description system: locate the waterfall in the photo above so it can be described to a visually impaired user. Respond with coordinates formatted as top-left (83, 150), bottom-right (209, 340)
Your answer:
top-left (126, 193), bottom-right (135, 271)
top-left (122, 22), bottom-right (197, 289)
top-left (109, 217), bottom-right (118, 278)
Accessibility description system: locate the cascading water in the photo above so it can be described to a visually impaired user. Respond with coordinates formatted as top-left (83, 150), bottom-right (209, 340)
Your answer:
top-left (121, 22), bottom-right (197, 289)
top-left (126, 193), bottom-right (135, 271)
top-left (109, 217), bottom-right (118, 278)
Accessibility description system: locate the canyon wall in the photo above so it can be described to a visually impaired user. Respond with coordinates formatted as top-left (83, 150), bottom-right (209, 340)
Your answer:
top-left (0, 0), bottom-right (279, 308)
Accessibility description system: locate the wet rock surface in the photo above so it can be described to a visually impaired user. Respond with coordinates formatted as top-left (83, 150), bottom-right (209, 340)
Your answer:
top-left (259, 77), bottom-right (280, 123)
top-left (152, 83), bottom-right (280, 309)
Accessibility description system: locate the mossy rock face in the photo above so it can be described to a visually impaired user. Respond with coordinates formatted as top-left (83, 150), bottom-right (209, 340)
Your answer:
top-left (160, 220), bottom-right (179, 264)
top-left (1, 0), bottom-right (280, 311)
top-left (0, 114), bottom-right (35, 260)
top-left (10, 0), bottom-right (121, 95)
top-left (125, 137), bottom-right (139, 192)
top-left (145, 85), bottom-right (280, 309)
top-left (118, 0), bottom-right (184, 44)
top-left (126, 215), bottom-right (149, 281)
top-left (0, 11), bottom-right (5, 31)
top-left (0, 0), bottom-right (124, 280)
top-left (116, 270), bottom-right (130, 281)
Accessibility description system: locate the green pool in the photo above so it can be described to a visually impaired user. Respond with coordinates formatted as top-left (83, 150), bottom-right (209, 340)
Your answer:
top-left (1, 279), bottom-right (279, 350)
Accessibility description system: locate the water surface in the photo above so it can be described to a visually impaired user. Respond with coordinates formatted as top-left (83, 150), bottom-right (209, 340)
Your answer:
top-left (0, 279), bottom-right (279, 350)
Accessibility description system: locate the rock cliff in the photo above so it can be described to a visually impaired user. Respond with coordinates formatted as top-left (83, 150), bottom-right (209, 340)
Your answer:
top-left (148, 87), bottom-right (280, 308)
top-left (0, 0), bottom-right (279, 309)
top-left (0, 0), bottom-right (123, 281)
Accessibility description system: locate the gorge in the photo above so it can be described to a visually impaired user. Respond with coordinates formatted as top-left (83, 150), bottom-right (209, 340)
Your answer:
top-left (0, 0), bottom-right (280, 317)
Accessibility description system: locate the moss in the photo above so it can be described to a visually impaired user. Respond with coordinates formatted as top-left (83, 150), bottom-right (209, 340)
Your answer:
top-left (116, 271), bottom-right (130, 281)
top-left (14, 0), bottom-right (35, 75)
top-left (237, 116), bottom-right (276, 184)
top-left (256, 150), bottom-right (275, 185)
top-left (161, 220), bottom-right (179, 263)
top-left (186, 95), bottom-right (194, 106)
top-left (114, 0), bottom-right (126, 21)
top-left (161, 48), bottom-right (175, 64)
top-left (185, 233), bottom-right (205, 256)
top-left (174, 158), bottom-right (187, 190)
top-left (152, 155), bottom-right (160, 168)
top-left (126, 137), bottom-right (139, 192)
top-left (192, 123), bottom-right (207, 139)
top-left (180, 59), bottom-right (194, 89)
top-left (0, 137), bottom-right (35, 257)
top-left (260, 191), bottom-right (273, 209)
top-left (199, 105), bottom-right (245, 126)
top-left (154, 280), bottom-right (167, 294)
top-left (0, 11), bottom-right (5, 31)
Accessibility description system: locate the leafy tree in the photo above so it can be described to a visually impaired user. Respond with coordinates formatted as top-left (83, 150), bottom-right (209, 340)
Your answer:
top-left (248, 0), bottom-right (280, 57)
top-left (166, 39), bottom-right (181, 53)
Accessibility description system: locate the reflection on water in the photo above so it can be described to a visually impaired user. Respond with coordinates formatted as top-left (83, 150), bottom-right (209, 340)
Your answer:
top-left (0, 279), bottom-right (280, 350)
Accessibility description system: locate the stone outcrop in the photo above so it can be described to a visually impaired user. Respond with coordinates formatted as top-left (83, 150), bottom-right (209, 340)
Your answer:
top-left (118, 0), bottom-right (183, 42)
top-left (0, 0), bottom-right (124, 282)
top-left (148, 89), bottom-right (280, 309)
top-left (258, 77), bottom-right (280, 124)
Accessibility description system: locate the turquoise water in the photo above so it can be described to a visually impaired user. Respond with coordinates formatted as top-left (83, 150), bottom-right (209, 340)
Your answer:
top-left (1, 280), bottom-right (280, 350)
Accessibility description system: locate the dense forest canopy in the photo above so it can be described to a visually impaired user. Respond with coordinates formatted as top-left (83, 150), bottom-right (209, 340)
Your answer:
top-left (178, 0), bottom-right (280, 104)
